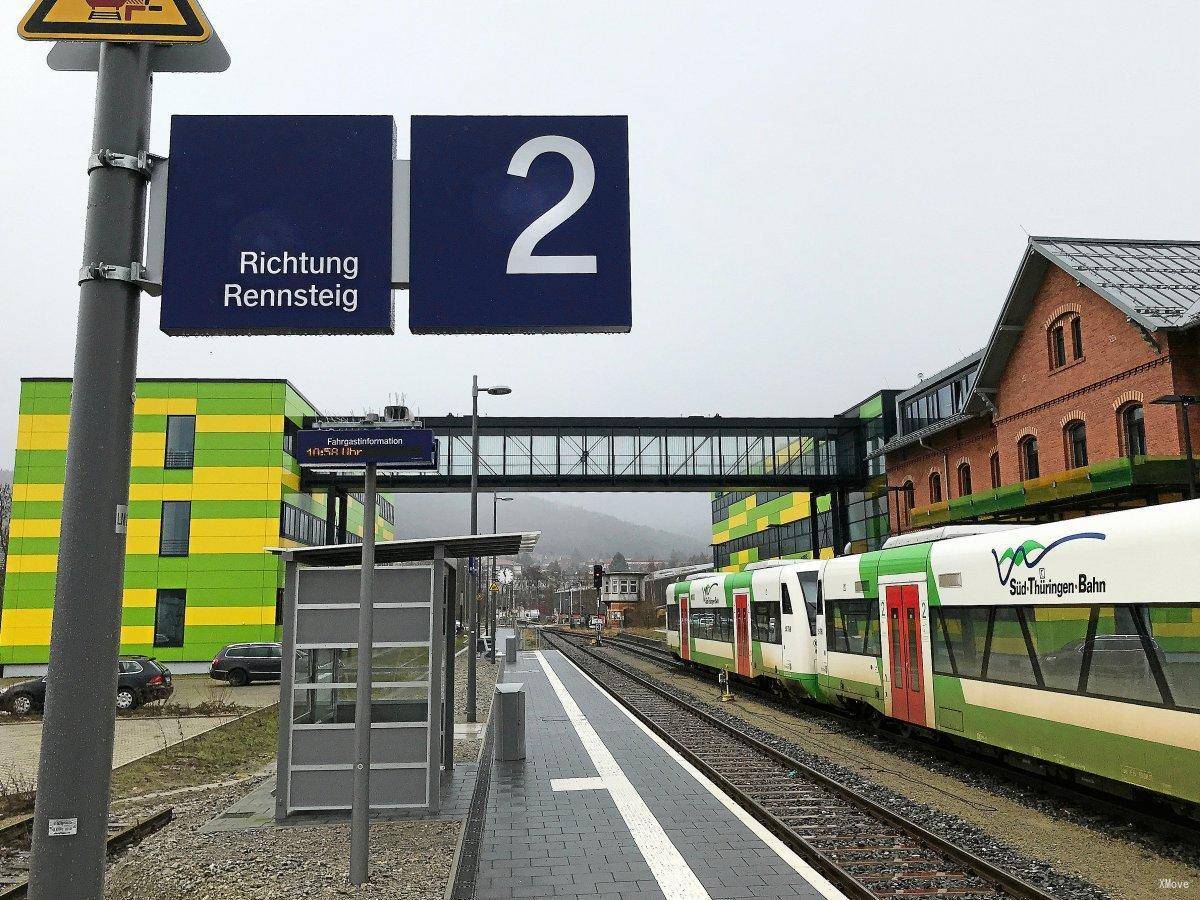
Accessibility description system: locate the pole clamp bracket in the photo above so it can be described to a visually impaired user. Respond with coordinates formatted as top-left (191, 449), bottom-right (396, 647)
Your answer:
top-left (87, 149), bottom-right (163, 178)
top-left (78, 262), bottom-right (162, 297)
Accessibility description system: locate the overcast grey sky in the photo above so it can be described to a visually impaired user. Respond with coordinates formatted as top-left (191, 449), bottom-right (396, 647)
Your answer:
top-left (4, 1), bottom-right (1200, 531)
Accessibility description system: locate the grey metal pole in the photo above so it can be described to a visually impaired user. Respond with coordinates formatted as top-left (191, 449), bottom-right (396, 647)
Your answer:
top-left (427, 544), bottom-right (445, 815)
top-left (489, 494), bottom-right (498, 660)
top-left (443, 557), bottom-right (456, 772)
top-left (467, 377), bottom-right (479, 723)
top-left (275, 559), bottom-right (300, 822)
top-left (349, 463), bottom-right (377, 886)
top-left (28, 42), bottom-right (153, 900)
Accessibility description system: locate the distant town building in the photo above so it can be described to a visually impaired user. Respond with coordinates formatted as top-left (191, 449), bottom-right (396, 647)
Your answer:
top-left (599, 570), bottom-right (646, 625)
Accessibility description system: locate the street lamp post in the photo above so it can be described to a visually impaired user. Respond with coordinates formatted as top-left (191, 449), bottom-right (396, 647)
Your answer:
top-left (1152, 394), bottom-right (1199, 500)
top-left (490, 494), bottom-right (513, 659)
top-left (468, 376), bottom-right (511, 722)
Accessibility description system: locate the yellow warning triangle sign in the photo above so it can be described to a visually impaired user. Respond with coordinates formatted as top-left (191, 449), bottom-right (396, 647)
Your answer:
top-left (19, 0), bottom-right (212, 43)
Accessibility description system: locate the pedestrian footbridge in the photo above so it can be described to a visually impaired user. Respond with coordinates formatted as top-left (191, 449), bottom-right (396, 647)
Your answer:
top-left (301, 416), bottom-right (867, 493)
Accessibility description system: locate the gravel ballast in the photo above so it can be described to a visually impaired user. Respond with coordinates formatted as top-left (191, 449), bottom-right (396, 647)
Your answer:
top-left (105, 783), bottom-right (458, 899)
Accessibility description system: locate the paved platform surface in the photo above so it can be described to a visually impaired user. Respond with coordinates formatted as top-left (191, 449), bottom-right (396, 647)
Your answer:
top-left (475, 647), bottom-right (844, 900)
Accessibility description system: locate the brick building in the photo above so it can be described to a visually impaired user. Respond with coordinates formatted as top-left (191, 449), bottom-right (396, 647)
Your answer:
top-left (882, 237), bottom-right (1200, 531)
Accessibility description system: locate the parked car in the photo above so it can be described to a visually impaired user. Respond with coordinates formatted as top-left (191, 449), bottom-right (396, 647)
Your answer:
top-left (0, 655), bottom-right (173, 716)
top-left (210, 642), bottom-right (282, 686)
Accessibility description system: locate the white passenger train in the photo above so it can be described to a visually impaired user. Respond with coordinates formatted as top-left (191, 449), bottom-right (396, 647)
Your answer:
top-left (666, 501), bottom-right (1200, 808)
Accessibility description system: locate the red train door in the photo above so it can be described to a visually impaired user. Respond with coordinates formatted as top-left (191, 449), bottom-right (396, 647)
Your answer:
top-left (885, 584), bottom-right (926, 727)
top-left (733, 590), bottom-right (751, 676)
top-left (679, 595), bottom-right (691, 661)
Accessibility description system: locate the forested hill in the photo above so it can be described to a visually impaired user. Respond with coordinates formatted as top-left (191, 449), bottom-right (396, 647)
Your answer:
top-left (387, 493), bottom-right (708, 561)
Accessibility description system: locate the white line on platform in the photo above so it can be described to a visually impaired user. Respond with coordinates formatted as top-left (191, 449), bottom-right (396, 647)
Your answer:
top-left (533, 650), bottom-right (711, 900)
top-left (550, 776), bottom-right (606, 792)
top-left (551, 647), bottom-right (849, 900)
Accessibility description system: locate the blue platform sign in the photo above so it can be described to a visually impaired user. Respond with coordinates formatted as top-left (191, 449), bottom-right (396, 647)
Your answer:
top-left (410, 115), bottom-right (631, 334)
top-left (294, 427), bottom-right (438, 469)
top-left (160, 115), bottom-right (395, 336)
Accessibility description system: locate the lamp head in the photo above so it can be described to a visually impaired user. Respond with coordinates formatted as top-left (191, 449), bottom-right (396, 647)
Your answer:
top-left (485, 386), bottom-right (512, 396)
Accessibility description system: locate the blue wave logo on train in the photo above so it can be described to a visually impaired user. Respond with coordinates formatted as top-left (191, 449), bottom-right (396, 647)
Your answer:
top-left (992, 532), bottom-right (1106, 593)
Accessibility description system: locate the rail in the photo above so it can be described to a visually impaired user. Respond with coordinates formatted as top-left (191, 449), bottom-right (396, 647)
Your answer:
top-left (544, 630), bottom-right (1058, 900)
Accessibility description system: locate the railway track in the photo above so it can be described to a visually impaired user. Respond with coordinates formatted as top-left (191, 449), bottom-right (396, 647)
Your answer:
top-left (584, 628), bottom-right (1200, 844)
top-left (0, 807), bottom-right (173, 899)
top-left (545, 629), bottom-right (1057, 900)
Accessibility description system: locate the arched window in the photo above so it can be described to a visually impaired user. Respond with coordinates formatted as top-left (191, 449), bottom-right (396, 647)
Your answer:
top-left (957, 462), bottom-right (972, 496)
top-left (901, 480), bottom-right (915, 512)
top-left (929, 471), bottom-right (942, 503)
top-left (1121, 403), bottom-right (1146, 457)
top-left (1048, 314), bottom-right (1083, 369)
top-left (1065, 420), bottom-right (1088, 468)
top-left (1019, 435), bottom-right (1040, 480)
top-left (989, 452), bottom-right (1001, 488)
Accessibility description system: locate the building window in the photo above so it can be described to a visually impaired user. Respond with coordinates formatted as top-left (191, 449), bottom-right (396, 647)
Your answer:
top-left (159, 500), bottom-right (191, 556)
top-left (989, 452), bottom-right (1001, 488)
top-left (957, 463), bottom-right (972, 496)
top-left (154, 589), bottom-right (186, 647)
top-left (929, 471), bottom-right (942, 503)
top-left (1121, 403), bottom-right (1146, 457)
top-left (1019, 436), bottom-right (1040, 480)
top-left (1065, 420), bottom-right (1088, 468)
top-left (1050, 324), bottom-right (1067, 368)
top-left (164, 415), bottom-right (196, 469)
top-left (902, 480), bottom-right (915, 511)
top-left (1049, 314), bottom-right (1082, 369)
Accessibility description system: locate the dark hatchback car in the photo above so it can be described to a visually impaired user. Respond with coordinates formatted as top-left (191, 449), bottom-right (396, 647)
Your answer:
top-left (0, 656), bottom-right (174, 716)
top-left (210, 642), bottom-right (282, 686)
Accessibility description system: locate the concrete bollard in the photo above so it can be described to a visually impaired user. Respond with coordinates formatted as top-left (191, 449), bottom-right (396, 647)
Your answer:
top-left (505, 635), bottom-right (517, 664)
top-left (493, 683), bottom-right (526, 762)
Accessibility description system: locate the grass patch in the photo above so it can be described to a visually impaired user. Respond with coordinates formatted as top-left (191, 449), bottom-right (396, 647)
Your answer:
top-left (110, 705), bottom-right (279, 801)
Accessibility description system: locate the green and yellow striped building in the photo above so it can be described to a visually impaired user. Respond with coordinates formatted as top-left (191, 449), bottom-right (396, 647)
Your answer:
top-left (710, 391), bottom-right (898, 572)
top-left (1, 378), bottom-right (394, 672)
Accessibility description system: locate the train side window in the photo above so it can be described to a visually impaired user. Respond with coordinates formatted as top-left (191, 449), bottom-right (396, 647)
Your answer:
top-left (752, 601), bottom-right (782, 644)
top-left (826, 599), bottom-right (879, 656)
top-left (825, 600), bottom-right (848, 653)
top-left (797, 573), bottom-right (819, 632)
top-left (779, 583), bottom-right (793, 615)
top-left (1082, 606), bottom-right (1165, 705)
top-left (938, 607), bottom-right (989, 678)
top-left (930, 608), bottom-right (957, 675)
top-left (1147, 605), bottom-right (1199, 710)
top-left (984, 607), bottom-right (1040, 687)
top-left (1027, 606), bottom-right (1091, 691)
top-left (666, 603), bottom-right (679, 633)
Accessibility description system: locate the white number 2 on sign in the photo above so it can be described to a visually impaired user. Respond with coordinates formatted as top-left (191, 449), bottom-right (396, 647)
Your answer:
top-left (506, 135), bottom-right (597, 275)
